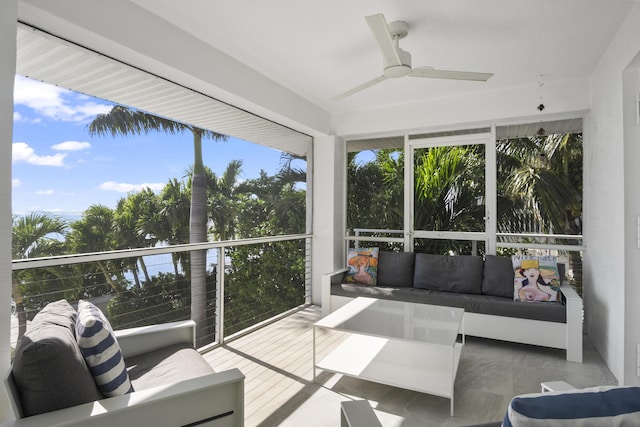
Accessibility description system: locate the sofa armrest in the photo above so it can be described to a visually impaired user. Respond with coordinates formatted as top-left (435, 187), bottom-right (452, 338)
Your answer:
top-left (322, 268), bottom-right (348, 317)
top-left (115, 320), bottom-right (196, 358)
top-left (1, 368), bottom-right (245, 427)
top-left (560, 284), bottom-right (583, 363)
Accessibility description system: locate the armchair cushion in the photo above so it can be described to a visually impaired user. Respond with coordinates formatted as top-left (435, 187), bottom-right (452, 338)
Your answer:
top-left (76, 300), bottom-right (133, 396)
top-left (126, 343), bottom-right (215, 390)
top-left (11, 300), bottom-right (102, 417)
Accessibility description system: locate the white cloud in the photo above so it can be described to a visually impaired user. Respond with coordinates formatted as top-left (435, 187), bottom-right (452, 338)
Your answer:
top-left (99, 181), bottom-right (164, 193)
top-left (13, 75), bottom-right (112, 122)
top-left (13, 142), bottom-right (67, 167)
top-left (12, 179), bottom-right (21, 188)
top-left (36, 189), bottom-right (55, 196)
top-left (51, 141), bottom-right (91, 151)
top-left (13, 111), bottom-right (22, 121)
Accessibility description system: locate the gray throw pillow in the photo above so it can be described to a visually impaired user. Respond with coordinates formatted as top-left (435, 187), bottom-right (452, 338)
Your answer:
top-left (12, 299), bottom-right (103, 417)
top-left (377, 251), bottom-right (416, 287)
top-left (482, 255), bottom-right (515, 298)
top-left (413, 254), bottom-right (484, 294)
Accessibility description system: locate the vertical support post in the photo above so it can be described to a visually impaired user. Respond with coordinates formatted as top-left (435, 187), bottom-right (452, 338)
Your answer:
top-left (216, 246), bottom-right (225, 344)
top-left (312, 325), bottom-right (317, 382)
top-left (486, 125), bottom-right (498, 255)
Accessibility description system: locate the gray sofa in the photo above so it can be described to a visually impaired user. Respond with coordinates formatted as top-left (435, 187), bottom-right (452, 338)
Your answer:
top-left (3, 300), bottom-right (245, 427)
top-left (322, 251), bottom-right (583, 362)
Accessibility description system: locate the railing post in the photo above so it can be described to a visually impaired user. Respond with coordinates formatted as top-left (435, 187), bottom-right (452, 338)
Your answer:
top-left (216, 246), bottom-right (225, 344)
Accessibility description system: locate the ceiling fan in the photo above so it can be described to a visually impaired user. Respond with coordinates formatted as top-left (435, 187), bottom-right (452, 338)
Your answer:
top-left (332, 14), bottom-right (494, 101)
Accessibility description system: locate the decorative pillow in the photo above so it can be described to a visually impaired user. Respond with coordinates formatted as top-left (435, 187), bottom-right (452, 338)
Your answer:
top-left (344, 247), bottom-right (379, 285)
top-left (75, 300), bottom-right (133, 396)
top-left (512, 255), bottom-right (561, 303)
top-left (11, 299), bottom-right (103, 417)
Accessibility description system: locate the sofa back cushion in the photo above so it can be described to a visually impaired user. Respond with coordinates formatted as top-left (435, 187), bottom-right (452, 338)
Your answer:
top-left (377, 251), bottom-right (416, 287)
top-left (413, 254), bottom-right (484, 294)
top-left (482, 255), bottom-right (515, 298)
top-left (11, 299), bottom-right (103, 417)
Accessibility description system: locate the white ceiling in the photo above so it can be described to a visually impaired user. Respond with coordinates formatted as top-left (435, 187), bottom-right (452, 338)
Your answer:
top-left (128, 0), bottom-right (633, 116)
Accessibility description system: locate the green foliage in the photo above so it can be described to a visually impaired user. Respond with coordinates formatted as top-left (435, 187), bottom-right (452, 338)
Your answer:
top-left (106, 272), bottom-right (191, 329)
top-left (12, 150), bottom-right (308, 343)
top-left (224, 240), bottom-right (305, 336)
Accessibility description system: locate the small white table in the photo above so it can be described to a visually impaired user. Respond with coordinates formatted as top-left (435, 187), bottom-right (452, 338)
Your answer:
top-left (314, 297), bottom-right (465, 416)
top-left (541, 381), bottom-right (575, 393)
top-left (340, 400), bottom-right (382, 427)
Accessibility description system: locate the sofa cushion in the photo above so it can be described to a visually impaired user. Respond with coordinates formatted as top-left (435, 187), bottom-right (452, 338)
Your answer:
top-left (76, 300), bottom-right (133, 397)
top-left (331, 283), bottom-right (566, 323)
top-left (482, 255), bottom-right (515, 298)
top-left (11, 299), bottom-right (103, 417)
top-left (377, 251), bottom-right (416, 287)
top-left (126, 343), bottom-right (215, 391)
top-left (413, 254), bottom-right (484, 294)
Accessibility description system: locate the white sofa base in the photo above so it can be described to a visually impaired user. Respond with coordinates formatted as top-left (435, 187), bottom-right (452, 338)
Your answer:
top-left (323, 269), bottom-right (583, 363)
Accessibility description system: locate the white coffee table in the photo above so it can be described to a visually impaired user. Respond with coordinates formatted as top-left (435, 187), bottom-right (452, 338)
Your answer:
top-left (313, 297), bottom-right (465, 416)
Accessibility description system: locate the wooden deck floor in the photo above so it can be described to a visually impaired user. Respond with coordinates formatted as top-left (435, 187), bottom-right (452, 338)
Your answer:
top-left (202, 305), bottom-right (617, 427)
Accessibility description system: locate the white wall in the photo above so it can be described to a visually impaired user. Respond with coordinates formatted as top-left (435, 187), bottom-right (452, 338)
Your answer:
top-left (624, 63), bottom-right (640, 385)
top-left (586, 3), bottom-right (640, 384)
top-left (311, 135), bottom-right (345, 305)
top-left (0, 1), bottom-right (17, 420)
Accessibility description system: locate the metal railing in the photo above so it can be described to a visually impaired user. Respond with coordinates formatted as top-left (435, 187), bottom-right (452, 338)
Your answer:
top-left (11, 234), bottom-right (312, 352)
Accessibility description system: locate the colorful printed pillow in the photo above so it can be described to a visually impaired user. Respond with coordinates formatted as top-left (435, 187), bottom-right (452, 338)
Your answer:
top-left (75, 300), bottom-right (134, 396)
top-left (344, 247), bottom-right (379, 285)
top-left (512, 255), bottom-right (561, 303)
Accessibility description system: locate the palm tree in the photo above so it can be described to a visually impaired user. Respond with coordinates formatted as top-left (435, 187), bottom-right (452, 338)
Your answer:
top-left (497, 134), bottom-right (581, 233)
top-left (67, 205), bottom-right (125, 295)
top-left (158, 178), bottom-right (191, 277)
top-left (205, 161), bottom-right (243, 241)
top-left (497, 133), bottom-right (583, 291)
top-left (113, 189), bottom-right (161, 287)
top-left (88, 105), bottom-right (227, 344)
top-left (12, 212), bottom-right (68, 347)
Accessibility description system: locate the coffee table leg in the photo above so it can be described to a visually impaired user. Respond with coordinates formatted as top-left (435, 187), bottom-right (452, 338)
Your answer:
top-left (312, 326), bottom-right (316, 382)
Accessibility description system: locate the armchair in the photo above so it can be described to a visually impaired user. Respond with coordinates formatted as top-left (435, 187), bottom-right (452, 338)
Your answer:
top-left (2, 300), bottom-right (244, 427)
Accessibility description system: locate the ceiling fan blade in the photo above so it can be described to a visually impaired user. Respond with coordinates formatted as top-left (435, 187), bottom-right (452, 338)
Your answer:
top-left (332, 75), bottom-right (388, 101)
top-left (410, 67), bottom-right (493, 81)
top-left (365, 14), bottom-right (402, 68)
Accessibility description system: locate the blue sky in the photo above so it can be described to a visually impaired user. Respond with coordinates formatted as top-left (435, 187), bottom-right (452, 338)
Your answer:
top-left (12, 75), bottom-right (289, 218)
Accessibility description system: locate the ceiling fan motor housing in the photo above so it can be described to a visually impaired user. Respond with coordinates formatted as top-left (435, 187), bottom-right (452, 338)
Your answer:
top-left (384, 48), bottom-right (412, 78)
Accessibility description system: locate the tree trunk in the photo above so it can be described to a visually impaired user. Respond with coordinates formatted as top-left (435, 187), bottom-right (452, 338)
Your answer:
top-left (139, 257), bottom-right (151, 284)
top-left (131, 266), bottom-right (141, 289)
top-left (98, 262), bottom-right (122, 296)
top-left (172, 253), bottom-right (180, 278)
top-left (190, 131), bottom-right (208, 347)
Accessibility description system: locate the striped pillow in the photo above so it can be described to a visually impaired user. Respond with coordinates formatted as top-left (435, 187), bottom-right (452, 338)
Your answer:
top-left (504, 386), bottom-right (640, 426)
top-left (75, 300), bottom-right (133, 396)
